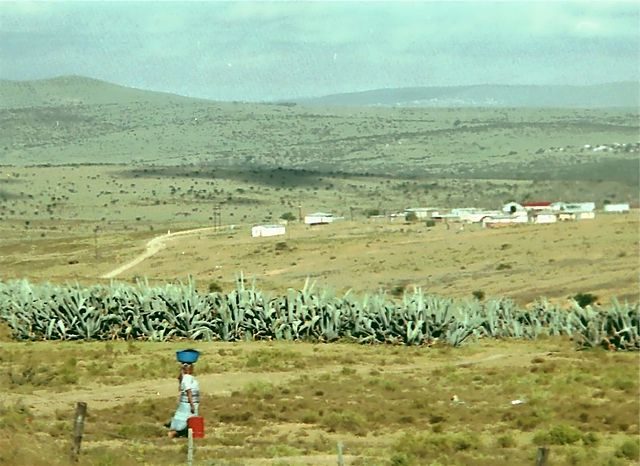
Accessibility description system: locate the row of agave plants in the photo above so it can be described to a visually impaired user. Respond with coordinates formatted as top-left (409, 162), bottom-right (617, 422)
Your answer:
top-left (0, 276), bottom-right (637, 350)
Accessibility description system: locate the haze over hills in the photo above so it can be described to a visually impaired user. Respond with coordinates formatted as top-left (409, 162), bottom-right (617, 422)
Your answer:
top-left (0, 75), bottom-right (203, 109)
top-left (295, 82), bottom-right (640, 108)
top-left (0, 75), bottom-right (638, 199)
top-left (1, 76), bottom-right (638, 109)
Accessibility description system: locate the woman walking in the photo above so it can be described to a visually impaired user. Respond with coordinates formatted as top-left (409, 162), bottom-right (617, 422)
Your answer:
top-left (167, 362), bottom-right (200, 438)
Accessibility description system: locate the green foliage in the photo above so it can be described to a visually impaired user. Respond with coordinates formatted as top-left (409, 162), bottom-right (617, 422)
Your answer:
top-left (365, 208), bottom-right (381, 217)
top-left (405, 211), bottom-right (418, 222)
top-left (573, 292), bottom-right (598, 308)
top-left (280, 212), bottom-right (296, 221)
top-left (533, 424), bottom-right (582, 445)
top-left (615, 438), bottom-right (640, 460)
top-left (208, 281), bottom-right (223, 293)
top-left (496, 434), bottom-right (517, 448)
top-left (0, 278), bottom-right (637, 350)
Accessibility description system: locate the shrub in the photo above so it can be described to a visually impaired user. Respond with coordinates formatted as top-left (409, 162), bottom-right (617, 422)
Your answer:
top-left (405, 212), bottom-right (417, 222)
top-left (581, 432), bottom-right (599, 447)
top-left (472, 290), bottom-right (485, 301)
top-left (573, 292), bottom-right (598, 308)
top-left (533, 424), bottom-right (582, 445)
top-left (280, 212), bottom-right (296, 221)
top-left (389, 453), bottom-right (413, 466)
top-left (496, 434), bottom-right (517, 448)
top-left (615, 438), bottom-right (640, 460)
top-left (208, 281), bottom-right (223, 293)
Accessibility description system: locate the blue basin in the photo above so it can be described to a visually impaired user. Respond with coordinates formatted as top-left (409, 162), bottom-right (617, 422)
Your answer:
top-left (176, 349), bottom-right (200, 363)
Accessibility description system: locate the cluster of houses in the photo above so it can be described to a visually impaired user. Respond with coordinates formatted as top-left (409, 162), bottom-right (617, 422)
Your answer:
top-left (250, 202), bottom-right (631, 237)
top-left (406, 201), bottom-right (630, 228)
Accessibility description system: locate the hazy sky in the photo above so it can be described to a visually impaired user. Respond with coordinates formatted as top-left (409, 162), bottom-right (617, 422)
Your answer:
top-left (1, 1), bottom-right (639, 101)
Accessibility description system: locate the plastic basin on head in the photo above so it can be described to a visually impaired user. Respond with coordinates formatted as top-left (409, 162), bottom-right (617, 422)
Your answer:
top-left (176, 349), bottom-right (200, 364)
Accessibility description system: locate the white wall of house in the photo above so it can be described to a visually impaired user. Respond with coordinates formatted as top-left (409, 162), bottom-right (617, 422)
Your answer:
top-left (604, 203), bottom-right (630, 213)
top-left (304, 213), bottom-right (335, 225)
top-left (577, 211), bottom-right (595, 220)
top-left (251, 225), bottom-right (286, 237)
top-left (534, 213), bottom-right (557, 224)
top-left (482, 214), bottom-right (528, 227)
top-left (404, 208), bottom-right (440, 219)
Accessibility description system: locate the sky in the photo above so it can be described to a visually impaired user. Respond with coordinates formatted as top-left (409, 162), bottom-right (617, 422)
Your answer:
top-left (1, 1), bottom-right (639, 101)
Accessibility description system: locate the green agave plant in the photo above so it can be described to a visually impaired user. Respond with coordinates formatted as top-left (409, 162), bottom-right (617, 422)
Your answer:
top-left (0, 277), bottom-right (637, 350)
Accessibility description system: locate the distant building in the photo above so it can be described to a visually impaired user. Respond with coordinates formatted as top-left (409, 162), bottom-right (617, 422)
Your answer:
top-left (404, 208), bottom-right (440, 219)
top-left (482, 214), bottom-right (528, 228)
top-left (565, 202), bottom-right (595, 212)
top-left (532, 212), bottom-right (557, 224)
top-left (251, 224), bottom-right (286, 237)
top-left (523, 201), bottom-right (552, 211)
top-left (304, 212), bottom-right (336, 225)
top-left (604, 203), bottom-right (630, 213)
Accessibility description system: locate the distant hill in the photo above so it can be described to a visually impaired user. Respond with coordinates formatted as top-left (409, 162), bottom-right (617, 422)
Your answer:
top-left (0, 75), bottom-right (202, 109)
top-left (294, 82), bottom-right (640, 108)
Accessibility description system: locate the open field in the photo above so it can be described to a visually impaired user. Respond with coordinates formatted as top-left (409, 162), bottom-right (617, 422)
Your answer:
top-left (0, 338), bottom-right (638, 465)
top-left (0, 211), bottom-right (637, 305)
top-left (1, 78), bottom-right (639, 187)
top-left (0, 78), bottom-right (638, 465)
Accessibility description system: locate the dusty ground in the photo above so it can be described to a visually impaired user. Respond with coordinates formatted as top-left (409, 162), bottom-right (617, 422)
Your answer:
top-left (1, 338), bottom-right (638, 466)
top-left (2, 213), bottom-right (636, 305)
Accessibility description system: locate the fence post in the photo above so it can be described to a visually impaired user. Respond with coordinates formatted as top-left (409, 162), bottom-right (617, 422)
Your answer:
top-left (535, 446), bottom-right (550, 466)
top-left (70, 401), bottom-right (87, 462)
top-left (337, 441), bottom-right (344, 466)
top-left (187, 428), bottom-right (194, 466)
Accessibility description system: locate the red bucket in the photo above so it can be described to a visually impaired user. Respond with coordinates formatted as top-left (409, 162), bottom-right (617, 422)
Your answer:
top-left (187, 416), bottom-right (205, 439)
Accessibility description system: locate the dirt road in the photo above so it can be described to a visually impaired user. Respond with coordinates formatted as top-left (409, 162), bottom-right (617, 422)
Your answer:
top-left (100, 226), bottom-right (221, 279)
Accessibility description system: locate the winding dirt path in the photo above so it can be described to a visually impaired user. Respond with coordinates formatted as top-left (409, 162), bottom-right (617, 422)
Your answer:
top-left (100, 226), bottom-right (220, 279)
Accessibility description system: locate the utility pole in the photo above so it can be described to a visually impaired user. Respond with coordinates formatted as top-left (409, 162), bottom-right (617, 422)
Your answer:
top-left (212, 204), bottom-right (221, 230)
top-left (93, 226), bottom-right (99, 260)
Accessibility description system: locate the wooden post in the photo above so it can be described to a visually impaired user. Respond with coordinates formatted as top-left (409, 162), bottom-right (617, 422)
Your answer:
top-left (187, 428), bottom-right (194, 466)
top-left (535, 446), bottom-right (550, 466)
top-left (337, 441), bottom-right (344, 466)
top-left (70, 402), bottom-right (87, 462)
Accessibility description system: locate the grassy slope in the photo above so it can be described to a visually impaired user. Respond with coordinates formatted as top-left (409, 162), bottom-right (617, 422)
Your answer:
top-left (0, 77), bottom-right (638, 188)
top-left (0, 338), bottom-right (638, 465)
top-left (0, 78), bottom-right (638, 466)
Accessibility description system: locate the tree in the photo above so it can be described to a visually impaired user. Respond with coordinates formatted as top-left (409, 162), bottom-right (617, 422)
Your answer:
top-left (405, 211), bottom-right (417, 222)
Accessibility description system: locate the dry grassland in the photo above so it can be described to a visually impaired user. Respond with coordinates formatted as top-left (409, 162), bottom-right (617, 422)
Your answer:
top-left (1, 212), bottom-right (637, 306)
top-left (0, 338), bottom-right (638, 465)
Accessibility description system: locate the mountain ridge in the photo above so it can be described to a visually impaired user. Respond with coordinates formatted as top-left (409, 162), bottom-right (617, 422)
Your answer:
top-left (0, 75), bottom-right (637, 108)
top-left (293, 82), bottom-right (640, 108)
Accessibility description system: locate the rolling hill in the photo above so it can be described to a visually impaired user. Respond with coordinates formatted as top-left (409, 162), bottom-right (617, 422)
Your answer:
top-left (294, 82), bottom-right (640, 108)
top-left (0, 76), bottom-right (638, 195)
top-left (0, 75), bottom-right (201, 109)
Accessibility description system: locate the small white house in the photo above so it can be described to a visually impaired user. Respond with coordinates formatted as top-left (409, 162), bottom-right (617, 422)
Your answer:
top-left (533, 213), bottom-right (557, 224)
top-left (604, 203), bottom-right (630, 213)
top-left (404, 208), bottom-right (440, 219)
top-left (576, 211), bottom-right (595, 220)
top-left (304, 212), bottom-right (335, 225)
top-left (565, 202), bottom-right (595, 212)
top-left (251, 224), bottom-right (286, 237)
top-left (462, 210), bottom-right (501, 223)
top-left (482, 214), bottom-right (528, 227)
